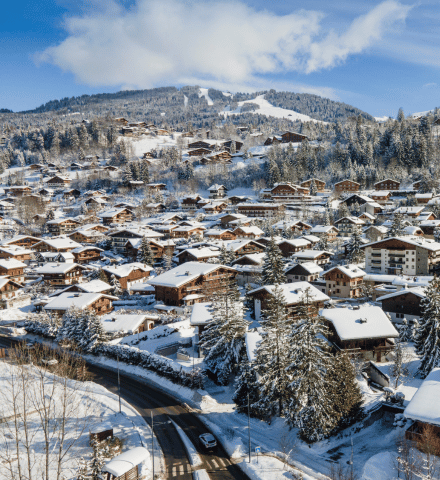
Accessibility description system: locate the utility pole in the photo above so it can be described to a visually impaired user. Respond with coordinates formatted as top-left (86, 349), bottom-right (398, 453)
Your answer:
top-left (117, 355), bottom-right (121, 413)
top-left (248, 392), bottom-right (251, 463)
top-left (151, 411), bottom-right (154, 479)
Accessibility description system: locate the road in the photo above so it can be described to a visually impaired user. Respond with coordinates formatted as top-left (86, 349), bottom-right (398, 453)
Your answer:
top-left (0, 335), bottom-right (251, 480)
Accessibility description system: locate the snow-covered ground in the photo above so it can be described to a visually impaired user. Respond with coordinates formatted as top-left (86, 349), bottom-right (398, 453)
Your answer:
top-left (198, 88), bottom-right (213, 106)
top-left (0, 361), bottom-right (161, 480)
top-left (220, 94), bottom-right (320, 123)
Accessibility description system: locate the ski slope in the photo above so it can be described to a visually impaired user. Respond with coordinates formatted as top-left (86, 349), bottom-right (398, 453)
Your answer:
top-left (198, 88), bottom-right (213, 106)
top-left (220, 94), bottom-right (320, 123)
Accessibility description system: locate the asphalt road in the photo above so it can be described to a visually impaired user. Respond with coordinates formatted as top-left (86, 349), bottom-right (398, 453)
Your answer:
top-left (0, 335), bottom-right (251, 480)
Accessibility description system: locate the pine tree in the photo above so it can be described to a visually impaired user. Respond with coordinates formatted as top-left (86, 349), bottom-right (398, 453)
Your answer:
top-left (81, 310), bottom-right (105, 353)
top-left (285, 293), bottom-right (336, 442)
top-left (315, 233), bottom-right (329, 251)
top-left (261, 237), bottom-right (286, 286)
top-left (140, 161), bottom-right (150, 183)
top-left (233, 362), bottom-right (263, 418)
top-left (346, 225), bottom-right (365, 263)
top-left (200, 279), bottom-right (250, 385)
top-left (397, 318), bottom-right (412, 342)
top-left (57, 306), bottom-right (83, 345)
top-left (309, 179), bottom-right (318, 196)
top-left (137, 236), bottom-right (155, 266)
top-left (254, 285), bottom-right (291, 416)
top-left (414, 276), bottom-right (440, 377)
top-left (324, 209), bottom-right (331, 226)
top-left (389, 213), bottom-right (405, 237)
top-left (123, 163), bottom-right (133, 187)
top-left (99, 269), bottom-right (109, 284)
top-left (110, 274), bottom-right (122, 296)
top-left (219, 244), bottom-right (235, 266)
top-left (326, 352), bottom-right (364, 432)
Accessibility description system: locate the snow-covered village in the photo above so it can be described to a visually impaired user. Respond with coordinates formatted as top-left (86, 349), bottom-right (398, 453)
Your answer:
top-left (2, 1), bottom-right (440, 479)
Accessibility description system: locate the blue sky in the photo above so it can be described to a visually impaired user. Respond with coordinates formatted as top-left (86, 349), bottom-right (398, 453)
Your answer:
top-left (1, 0), bottom-right (439, 117)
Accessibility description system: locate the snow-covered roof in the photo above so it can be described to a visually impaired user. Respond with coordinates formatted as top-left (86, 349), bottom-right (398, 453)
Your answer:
top-left (44, 292), bottom-right (117, 311)
top-left (130, 283), bottom-right (155, 293)
top-left (233, 226), bottom-right (264, 235)
top-left (35, 263), bottom-right (84, 274)
top-left (402, 226), bottom-right (423, 235)
top-left (102, 262), bottom-right (153, 278)
top-left (99, 208), bottom-right (133, 218)
top-left (208, 184), bottom-right (226, 191)
top-left (324, 264), bottom-right (366, 279)
top-left (320, 305), bottom-right (398, 341)
top-left (34, 237), bottom-right (82, 250)
top-left (249, 281), bottom-right (329, 305)
top-left (100, 314), bottom-right (155, 333)
top-left (46, 217), bottom-right (80, 225)
top-left (376, 286), bottom-right (426, 302)
top-left (71, 246), bottom-right (104, 254)
top-left (102, 447), bottom-right (150, 476)
top-left (394, 206), bottom-right (425, 214)
top-left (292, 250), bottom-right (332, 259)
top-left (286, 261), bottom-right (323, 275)
top-left (74, 280), bottom-right (114, 293)
top-left (404, 368), bottom-right (440, 426)
top-left (279, 238), bottom-right (311, 248)
top-left (148, 262), bottom-right (235, 288)
top-left (362, 237), bottom-right (440, 252)
top-left (0, 258), bottom-right (26, 269)
top-left (309, 225), bottom-right (339, 233)
top-left (335, 216), bottom-right (365, 225)
top-left (372, 190), bottom-right (391, 196)
top-left (190, 302), bottom-right (213, 326)
top-left (232, 252), bottom-right (265, 266)
top-left (223, 239), bottom-right (264, 251)
top-left (178, 246), bottom-right (221, 259)
top-left (0, 245), bottom-right (32, 255)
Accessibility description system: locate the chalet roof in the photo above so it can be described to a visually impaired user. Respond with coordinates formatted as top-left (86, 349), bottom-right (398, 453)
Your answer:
top-left (102, 447), bottom-right (150, 477)
top-left (47, 217), bottom-right (80, 225)
top-left (148, 262), bottom-right (236, 288)
top-left (99, 208), bottom-right (133, 218)
top-left (0, 246), bottom-right (32, 255)
top-left (320, 305), bottom-right (399, 341)
top-left (393, 206), bottom-right (425, 214)
top-left (0, 276), bottom-right (22, 290)
top-left (35, 263), bottom-right (85, 274)
top-left (324, 264), bottom-right (366, 279)
top-left (208, 184), bottom-right (227, 191)
top-left (360, 212), bottom-right (376, 220)
top-left (102, 262), bottom-right (153, 278)
top-left (377, 286), bottom-right (426, 302)
top-left (285, 261), bottom-right (323, 275)
top-left (231, 252), bottom-right (265, 266)
top-left (249, 281), bottom-right (329, 305)
top-left (232, 226), bottom-right (264, 236)
top-left (301, 234), bottom-right (320, 243)
top-left (403, 226), bottom-right (423, 235)
top-left (0, 259), bottom-right (27, 269)
top-left (177, 246), bottom-right (221, 259)
top-left (43, 293), bottom-right (117, 311)
top-left (101, 314), bottom-right (156, 333)
top-left (33, 238), bottom-right (82, 250)
top-left (292, 250), bottom-right (333, 259)
top-left (2, 235), bottom-right (41, 245)
top-left (309, 225), bottom-right (339, 233)
top-left (278, 238), bottom-right (311, 248)
top-left (342, 194), bottom-right (374, 203)
top-left (334, 216), bottom-right (365, 225)
top-left (374, 178), bottom-right (400, 185)
top-left (335, 180), bottom-right (360, 186)
top-left (223, 239), bottom-right (265, 252)
top-left (71, 246), bottom-right (104, 254)
top-left (371, 190), bottom-right (391, 196)
top-left (204, 229), bottom-right (234, 236)
top-left (404, 368), bottom-right (440, 426)
top-left (361, 237), bottom-right (440, 252)
top-left (190, 302), bottom-right (213, 326)
top-left (236, 203), bottom-right (282, 208)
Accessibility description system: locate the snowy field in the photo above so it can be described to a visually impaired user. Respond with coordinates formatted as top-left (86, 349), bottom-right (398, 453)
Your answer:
top-left (0, 360), bottom-right (159, 480)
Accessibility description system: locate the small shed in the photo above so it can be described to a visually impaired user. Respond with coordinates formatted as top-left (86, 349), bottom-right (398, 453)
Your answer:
top-left (102, 446), bottom-right (150, 480)
top-left (89, 421), bottom-right (114, 442)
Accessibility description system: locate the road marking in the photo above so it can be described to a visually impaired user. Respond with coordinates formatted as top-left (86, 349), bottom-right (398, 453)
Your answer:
top-left (211, 459), bottom-right (219, 468)
top-left (217, 457), bottom-right (226, 467)
top-left (179, 465), bottom-right (184, 474)
top-left (187, 464), bottom-right (192, 472)
top-left (172, 466), bottom-right (176, 476)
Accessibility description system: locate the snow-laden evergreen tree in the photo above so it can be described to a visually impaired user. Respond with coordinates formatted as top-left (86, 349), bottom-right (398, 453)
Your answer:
top-left (122, 163), bottom-right (133, 187)
top-left (219, 244), bottom-right (235, 266)
top-left (57, 306), bottom-right (83, 345)
top-left (200, 278), bottom-right (250, 385)
top-left (397, 318), bottom-right (412, 342)
top-left (90, 435), bottom-right (105, 480)
top-left (309, 179), bottom-right (318, 196)
top-left (137, 236), bottom-right (155, 266)
top-left (261, 236), bottom-right (286, 286)
top-left (346, 225), bottom-right (365, 263)
top-left (99, 269), bottom-right (109, 284)
top-left (338, 202), bottom-right (350, 220)
top-left (389, 213), bottom-right (405, 237)
top-left (414, 276), bottom-right (440, 377)
top-left (110, 274), bottom-right (122, 296)
top-left (324, 209), bottom-right (331, 226)
top-left (254, 284), bottom-right (291, 416)
top-left (140, 161), bottom-right (150, 183)
top-left (326, 352), bottom-right (364, 432)
top-left (233, 362), bottom-right (263, 418)
top-left (80, 310), bottom-right (106, 353)
top-left (285, 293), bottom-right (336, 442)
top-left (315, 233), bottom-right (329, 251)
top-left (434, 227), bottom-right (440, 244)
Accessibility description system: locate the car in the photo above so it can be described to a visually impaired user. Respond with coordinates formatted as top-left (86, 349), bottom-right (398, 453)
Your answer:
top-left (199, 433), bottom-right (217, 449)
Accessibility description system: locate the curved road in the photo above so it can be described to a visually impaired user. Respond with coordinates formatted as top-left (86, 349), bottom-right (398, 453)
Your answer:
top-left (0, 335), bottom-right (250, 480)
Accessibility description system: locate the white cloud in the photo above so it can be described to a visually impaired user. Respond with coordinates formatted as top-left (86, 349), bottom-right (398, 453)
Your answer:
top-left (37, 0), bottom-right (412, 90)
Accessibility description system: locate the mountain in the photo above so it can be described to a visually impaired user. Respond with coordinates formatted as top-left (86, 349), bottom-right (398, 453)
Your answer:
top-left (19, 85), bottom-right (373, 125)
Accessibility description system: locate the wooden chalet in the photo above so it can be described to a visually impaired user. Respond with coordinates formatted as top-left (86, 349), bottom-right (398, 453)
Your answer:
top-left (237, 203), bottom-right (285, 218)
top-left (100, 208), bottom-right (134, 225)
top-left (177, 246), bottom-right (221, 264)
top-left (188, 147), bottom-right (212, 157)
top-left (300, 178), bottom-right (326, 193)
top-left (281, 131), bottom-right (308, 143)
top-left (277, 239), bottom-right (311, 258)
top-left (231, 226), bottom-right (263, 239)
top-left (187, 141), bottom-right (213, 150)
top-left (3, 186), bottom-right (32, 197)
top-left (285, 262), bottom-right (322, 283)
top-left (35, 263), bottom-right (85, 287)
top-left (334, 180), bottom-right (360, 194)
top-left (0, 259), bottom-right (26, 283)
top-left (72, 246), bottom-right (103, 264)
top-left (248, 282), bottom-right (329, 321)
top-left (269, 183), bottom-right (309, 202)
top-left (222, 140), bottom-right (243, 152)
top-left (321, 305), bottom-right (398, 362)
top-left (148, 262), bottom-right (237, 307)
top-left (322, 265), bottom-right (365, 298)
top-left (170, 225), bottom-right (206, 239)
top-left (32, 238), bottom-right (82, 253)
top-left (204, 229), bottom-right (236, 241)
top-left (46, 176), bottom-right (71, 188)
top-left (0, 277), bottom-right (23, 300)
top-left (377, 286), bottom-right (425, 324)
top-left (43, 292), bottom-right (116, 316)
top-left (101, 263), bottom-right (152, 290)
top-left (3, 235), bottom-right (41, 248)
top-left (0, 246), bottom-right (32, 264)
top-left (181, 195), bottom-right (203, 210)
top-left (374, 179), bottom-right (400, 191)
top-left (200, 151), bottom-right (233, 165)
top-left (47, 218), bottom-right (81, 236)
top-left (125, 239), bottom-right (174, 262)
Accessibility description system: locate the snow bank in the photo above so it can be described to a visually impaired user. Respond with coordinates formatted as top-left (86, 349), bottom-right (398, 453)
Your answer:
top-left (361, 451), bottom-right (398, 480)
top-left (198, 88), bottom-right (213, 106)
top-left (239, 456), bottom-right (319, 480)
top-left (193, 469), bottom-right (210, 480)
top-left (169, 419), bottom-right (202, 467)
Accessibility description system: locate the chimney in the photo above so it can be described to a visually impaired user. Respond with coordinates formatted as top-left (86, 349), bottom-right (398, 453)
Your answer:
top-left (186, 271), bottom-right (191, 276)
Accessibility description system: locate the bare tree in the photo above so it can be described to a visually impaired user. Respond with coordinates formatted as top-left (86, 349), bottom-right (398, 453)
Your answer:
top-left (0, 343), bottom-right (98, 480)
top-left (391, 338), bottom-right (412, 388)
